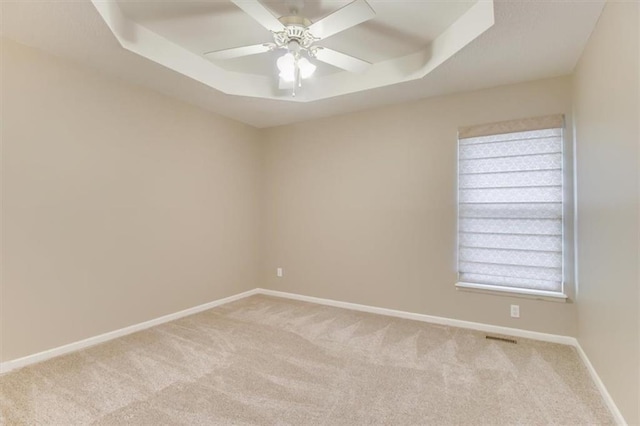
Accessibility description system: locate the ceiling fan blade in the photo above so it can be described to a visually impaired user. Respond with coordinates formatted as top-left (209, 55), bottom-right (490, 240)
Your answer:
top-left (314, 47), bottom-right (371, 73)
top-left (231, 0), bottom-right (286, 33)
top-left (204, 43), bottom-right (274, 60)
top-left (308, 0), bottom-right (375, 40)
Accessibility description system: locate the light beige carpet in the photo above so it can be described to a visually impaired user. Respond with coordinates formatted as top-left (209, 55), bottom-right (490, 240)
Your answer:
top-left (0, 295), bottom-right (613, 425)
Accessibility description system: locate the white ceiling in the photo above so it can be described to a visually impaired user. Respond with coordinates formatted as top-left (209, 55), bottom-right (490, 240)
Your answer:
top-left (92, 0), bottom-right (494, 101)
top-left (0, 0), bottom-right (604, 128)
top-left (116, 0), bottom-right (477, 76)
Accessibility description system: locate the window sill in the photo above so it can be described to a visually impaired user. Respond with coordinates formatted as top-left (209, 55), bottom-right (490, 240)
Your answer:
top-left (455, 282), bottom-right (568, 302)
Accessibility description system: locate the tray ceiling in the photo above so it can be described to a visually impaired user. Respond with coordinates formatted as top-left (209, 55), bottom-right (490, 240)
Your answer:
top-left (0, 0), bottom-right (606, 127)
top-left (94, 0), bottom-right (493, 101)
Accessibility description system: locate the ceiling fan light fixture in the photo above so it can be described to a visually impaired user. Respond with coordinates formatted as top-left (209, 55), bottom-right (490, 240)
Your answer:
top-left (279, 69), bottom-right (296, 83)
top-left (277, 52), bottom-right (316, 82)
top-left (297, 57), bottom-right (316, 79)
top-left (277, 52), bottom-right (296, 82)
top-left (277, 52), bottom-right (295, 73)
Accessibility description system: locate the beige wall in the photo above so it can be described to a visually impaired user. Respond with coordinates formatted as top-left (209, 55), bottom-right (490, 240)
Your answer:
top-left (573, 1), bottom-right (640, 423)
top-left (263, 76), bottom-right (578, 336)
top-left (0, 39), bottom-right (263, 362)
top-left (3, 12), bottom-right (638, 419)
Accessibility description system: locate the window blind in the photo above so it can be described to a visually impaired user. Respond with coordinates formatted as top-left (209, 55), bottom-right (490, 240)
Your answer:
top-left (457, 117), bottom-right (564, 294)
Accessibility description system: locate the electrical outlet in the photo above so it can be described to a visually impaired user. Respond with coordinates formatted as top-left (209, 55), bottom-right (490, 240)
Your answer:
top-left (276, 267), bottom-right (283, 278)
top-left (510, 304), bottom-right (520, 318)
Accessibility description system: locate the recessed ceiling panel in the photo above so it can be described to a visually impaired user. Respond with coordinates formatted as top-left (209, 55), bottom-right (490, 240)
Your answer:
top-left (99, 0), bottom-right (493, 101)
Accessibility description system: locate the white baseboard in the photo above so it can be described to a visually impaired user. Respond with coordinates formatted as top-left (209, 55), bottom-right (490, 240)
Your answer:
top-left (0, 286), bottom-right (625, 424)
top-left (573, 341), bottom-right (627, 425)
top-left (255, 288), bottom-right (576, 345)
top-left (0, 288), bottom-right (260, 375)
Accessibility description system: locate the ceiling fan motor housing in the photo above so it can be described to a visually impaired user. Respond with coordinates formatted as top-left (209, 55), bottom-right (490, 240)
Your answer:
top-left (274, 16), bottom-right (316, 50)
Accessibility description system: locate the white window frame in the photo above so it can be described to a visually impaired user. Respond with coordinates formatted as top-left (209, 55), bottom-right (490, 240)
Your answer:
top-left (455, 115), bottom-right (568, 302)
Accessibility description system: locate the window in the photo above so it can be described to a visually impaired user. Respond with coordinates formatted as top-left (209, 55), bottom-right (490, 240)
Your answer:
top-left (456, 115), bottom-right (566, 298)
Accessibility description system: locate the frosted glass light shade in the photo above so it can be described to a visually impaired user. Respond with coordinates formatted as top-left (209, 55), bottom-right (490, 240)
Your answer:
top-left (277, 52), bottom-right (316, 82)
top-left (277, 53), bottom-right (295, 82)
top-left (277, 53), bottom-right (295, 73)
top-left (279, 69), bottom-right (295, 82)
top-left (298, 58), bottom-right (316, 79)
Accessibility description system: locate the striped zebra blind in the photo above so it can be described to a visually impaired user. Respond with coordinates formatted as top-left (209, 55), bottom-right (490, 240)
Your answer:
top-left (457, 115), bottom-right (564, 293)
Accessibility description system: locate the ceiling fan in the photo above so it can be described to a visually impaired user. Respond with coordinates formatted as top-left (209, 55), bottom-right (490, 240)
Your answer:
top-left (204, 0), bottom-right (376, 96)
